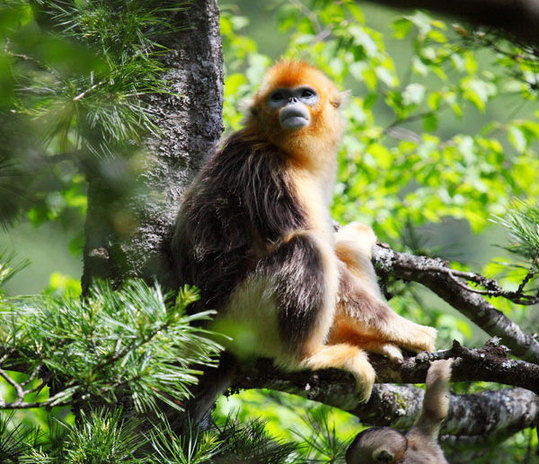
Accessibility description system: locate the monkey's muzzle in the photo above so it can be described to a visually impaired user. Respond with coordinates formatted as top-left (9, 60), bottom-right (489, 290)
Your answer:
top-left (279, 104), bottom-right (310, 130)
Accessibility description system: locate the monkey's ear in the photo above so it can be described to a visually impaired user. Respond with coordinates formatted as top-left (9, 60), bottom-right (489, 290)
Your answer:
top-left (239, 97), bottom-right (258, 119)
top-left (331, 90), bottom-right (351, 108)
top-left (372, 448), bottom-right (394, 463)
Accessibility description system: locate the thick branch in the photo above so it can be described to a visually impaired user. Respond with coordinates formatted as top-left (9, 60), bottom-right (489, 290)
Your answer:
top-left (230, 353), bottom-right (539, 438)
top-left (231, 340), bottom-right (539, 399)
top-left (361, 0), bottom-right (539, 44)
top-left (372, 245), bottom-right (539, 364)
top-left (373, 339), bottom-right (539, 394)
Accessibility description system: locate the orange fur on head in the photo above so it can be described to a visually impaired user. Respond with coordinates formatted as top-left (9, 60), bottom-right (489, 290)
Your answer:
top-left (247, 60), bottom-right (345, 169)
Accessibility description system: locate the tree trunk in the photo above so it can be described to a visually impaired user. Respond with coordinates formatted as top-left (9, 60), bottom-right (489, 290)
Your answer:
top-left (82, 0), bottom-right (223, 292)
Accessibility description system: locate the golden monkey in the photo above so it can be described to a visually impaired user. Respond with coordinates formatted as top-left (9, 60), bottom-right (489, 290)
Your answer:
top-left (173, 60), bottom-right (436, 404)
top-left (346, 360), bottom-right (452, 464)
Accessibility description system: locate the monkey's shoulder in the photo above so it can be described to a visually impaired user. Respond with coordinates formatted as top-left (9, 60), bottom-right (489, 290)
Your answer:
top-left (186, 130), bottom-right (309, 243)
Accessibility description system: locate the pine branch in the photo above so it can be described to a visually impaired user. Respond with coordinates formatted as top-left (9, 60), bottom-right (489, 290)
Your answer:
top-left (0, 281), bottom-right (222, 413)
top-left (372, 244), bottom-right (539, 363)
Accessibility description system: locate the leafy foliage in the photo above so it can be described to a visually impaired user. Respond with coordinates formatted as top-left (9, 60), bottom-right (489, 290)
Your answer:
top-left (0, 412), bottom-right (40, 463)
top-left (495, 200), bottom-right (539, 261)
top-left (0, 0), bottom-right (183, 228)
top-left (0, 281), bottom-right (222, 414)
top-left (21, 408), bottom-right (145, 464)
top-left (1, 0), bottom-right (538, 462)
top-left (149, 416), bottom-right (301, 464)
top-left (6, 408), bottom-right (301, 464)
top-left (221, 0), bottom-right (538, 241)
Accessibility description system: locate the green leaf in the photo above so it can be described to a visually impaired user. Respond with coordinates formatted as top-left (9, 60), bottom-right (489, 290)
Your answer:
top-left (392, 18), bottom-right (412, 39)
top-left (464, 52), bottom-right (478, 75)
top-left (405, 11), bottom-right (432, 35)
top-left (427, 29), bottom-right (447, 43)
top-left (363, 92), bottom-right (378, 110)
top-left (376, 66), bottom-right (397, 87)
top-left (508, 126), bottom-right (527, 153)
top-left (402, 83), bottom-right (425, 105)
top-left (423, 113), bottom-right (438, 132)
top-left (427, 92), bottom-right (441, 110)
top-left (346, 3), bottom-right (365, 23)
top-left (462, 78), bottom-right (497, 111)
top-left (348, 25), bottom-right (378, 56)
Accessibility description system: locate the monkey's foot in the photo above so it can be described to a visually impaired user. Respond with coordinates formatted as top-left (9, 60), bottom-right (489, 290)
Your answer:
top-left (379, 343), bottom-right (404, 363)
top-left (401, 324), bottom-right (437, 353)
top-left (300, 343), bottom-right (376, 402)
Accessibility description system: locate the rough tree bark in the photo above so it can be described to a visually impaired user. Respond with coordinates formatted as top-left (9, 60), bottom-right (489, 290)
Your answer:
top-left (372, 245), bottom-right (539, 364)
top-left (229, 340), bottom-right (539, 440)
top-left (80, 0), bottom-right (539, 447)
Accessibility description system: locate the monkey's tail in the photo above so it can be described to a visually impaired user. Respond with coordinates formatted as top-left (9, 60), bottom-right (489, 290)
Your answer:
top-left (415, 359), bottom-right (452, 438)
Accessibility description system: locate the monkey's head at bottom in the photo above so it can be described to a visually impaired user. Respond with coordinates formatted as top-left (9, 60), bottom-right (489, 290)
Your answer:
top-left (346, 427), bottom-right (408, 463)
top-left (346, 360), bottom-right (452, 464)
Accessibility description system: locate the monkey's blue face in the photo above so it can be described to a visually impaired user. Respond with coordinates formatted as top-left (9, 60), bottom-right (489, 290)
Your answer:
top-left (268, 86), bottom-right (319, 130)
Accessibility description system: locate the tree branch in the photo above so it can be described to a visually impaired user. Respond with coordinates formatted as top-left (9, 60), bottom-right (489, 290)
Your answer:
top-left (231, 339), bottom-right (539, 399)
top-left (372, 244), bottom-right (539, 363)
top-left (229, 346), bottom-right (539, 438)
top-left (360, 0), bottom-right (539, 45)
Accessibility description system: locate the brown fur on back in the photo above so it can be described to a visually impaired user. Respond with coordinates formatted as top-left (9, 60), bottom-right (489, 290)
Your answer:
top-left (173, 130), bottom-right (313, 320)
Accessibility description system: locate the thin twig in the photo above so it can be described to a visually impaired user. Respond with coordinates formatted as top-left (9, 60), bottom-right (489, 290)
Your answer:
top-left (373, 244), bottom-right (539, 363)
top-left (20, 363), bottom-right (43, 388)
top-left (0, 367), bottom-right (25, 405)
top-left (516, 247), bottom-right (539, 297)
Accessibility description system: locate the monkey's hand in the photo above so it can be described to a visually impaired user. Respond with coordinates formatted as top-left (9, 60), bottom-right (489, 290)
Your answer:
top-left (335, 222), bottom-right (377, 259)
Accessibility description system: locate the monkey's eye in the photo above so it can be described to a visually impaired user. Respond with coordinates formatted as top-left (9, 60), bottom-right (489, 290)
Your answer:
top-left (301, 89), bottom-right (316, 98)
top-left (270, 91), bottom-right (285, 102)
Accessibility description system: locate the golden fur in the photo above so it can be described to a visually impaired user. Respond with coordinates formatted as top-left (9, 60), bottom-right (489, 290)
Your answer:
top-left (173, 61), bottom-right (437, 405)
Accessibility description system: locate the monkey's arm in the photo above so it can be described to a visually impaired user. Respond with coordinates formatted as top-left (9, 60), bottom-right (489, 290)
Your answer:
top-left (333, 222), bottom-right (437, 355)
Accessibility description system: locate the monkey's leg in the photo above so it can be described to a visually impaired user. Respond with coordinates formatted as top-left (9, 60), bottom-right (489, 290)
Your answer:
top-left (335, 222), bottom-right (381, 296)
top-left (217, 230), bottom-right (376, 401)
top-left (262, 230), bottom-right (376, 401)
top-left (337, 269), bottom-right (437, 354)
top-left (328, 312), bottom-right (405, 362)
